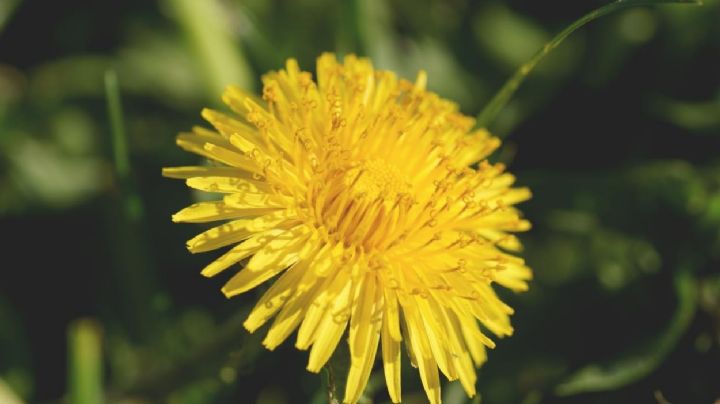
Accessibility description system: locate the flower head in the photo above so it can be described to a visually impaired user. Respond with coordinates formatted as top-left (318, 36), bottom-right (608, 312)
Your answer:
top-left (164, 53), bottom-right (532, 404)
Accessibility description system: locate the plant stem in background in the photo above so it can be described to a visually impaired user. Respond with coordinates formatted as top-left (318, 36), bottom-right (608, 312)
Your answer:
top-left (104, 70), bottom-right (155, 341)
top-left (105, 70), bottom-right (141, 221)
top-left (105, 71), bottom-right (130, 179)
top-left (323, 365), bottom-right (340, 404)
top-left (68, 319), bottom-right (103, 404)
top-left (476, 0), bottom-right (703, 132)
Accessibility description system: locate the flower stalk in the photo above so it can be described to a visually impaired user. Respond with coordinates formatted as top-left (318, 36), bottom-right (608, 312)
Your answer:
top-left (476, 0), bottom-right (703, 131)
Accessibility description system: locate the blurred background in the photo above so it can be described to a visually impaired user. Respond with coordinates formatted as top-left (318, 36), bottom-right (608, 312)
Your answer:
top-left (1, 0), bottom-right (719, 403)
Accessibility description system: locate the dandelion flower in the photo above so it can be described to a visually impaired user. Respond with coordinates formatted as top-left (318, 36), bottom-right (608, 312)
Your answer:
top-left (164, 53), bottom-right (532, 404)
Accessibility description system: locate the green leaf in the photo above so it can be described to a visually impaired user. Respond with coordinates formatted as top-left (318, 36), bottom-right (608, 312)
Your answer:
top-left (476, 0), bottom-right (703, 130)
top-left (555, 270), bottom-right (698, 395)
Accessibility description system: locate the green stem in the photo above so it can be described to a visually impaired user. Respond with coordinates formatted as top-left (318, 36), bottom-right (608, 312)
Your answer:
top-left (104, 69), bottom-right (154, 341)
top-left (476, 0), bottom-right (702, 129)
top-left (323, 364), bottom-right (340, 404)
top-left (68, 319), bottom-right (103, 404)
top-left (105, 70), bottom-right (130, 180)
top-left (105, 70), bottom-right (143, 221)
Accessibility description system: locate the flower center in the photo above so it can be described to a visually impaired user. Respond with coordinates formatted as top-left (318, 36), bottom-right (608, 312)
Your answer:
top-left (311, 159), bottom-right (414, 252)
top-left (343, 159), bottom-right (411, 201)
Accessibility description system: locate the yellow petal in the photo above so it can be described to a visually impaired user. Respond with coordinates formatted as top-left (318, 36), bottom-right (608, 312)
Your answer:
top-left (403, 303), bottom-right (441, 404)
top-left (311, 241), bottom-right (345, 277)
top-left (186, 176), bottom-right (270, 194)
top-left (172, 201), bottom-right (281, 223)
top-left (437, 303), bottom-right (477, 397)
top-left (201, 229), bottom-right (285, 277)
top-left (384, 289), bottom-right (401, 342)
top-left (162, 166), bottom-right (249, 179)
top-left (455, 129), bottom-right (501, 167)
top-left (344, 273), bottom-right (382, 404)
top-left (262, 292), bottom-right (313, 350)
top-left (295, 248), bottom-right (354, 352)
top-left (296, 266), bottom-right (350, 350)
top-left (306, 313), bottom-right (349, 372)
top-left (460, 210), bottom-right (531, 232)
top-left (190, 125), bottom-right (232, 145)
top-left (186, 220), bottom-right (254, 253)
top-left (414, 70), bottom-right (427, 90)
top-left (221, 226), bottom-right (311, 297)
top-left (262, 250), bottom-right (325, 350)
top-left (468, 283), bottom-right (514, 337)
top-left (494, 262), bottom-right (533, 292)
top-left (476, 229), bottom-right (523, 251)
top-left (222, 84), bottom-right (265, 116)
top-left (176, 134), bottom-right (256, 171)
top-left (186, 211), bottom-right (296, 253)
top-left (201, 108), bottom-right (260, 143)
top-left (175, 133), bottom-right (213, 153)
top-left (202, 142), bottom-right (259, 170)
top-left (177, 127), bottom-right (232, 149)
top-left (223, 191), bottom-right (286, 209)
top-left (381, 304), bottom-right (402, 403)
top-left (316, 53), bottom-right (339, 91)
top-left (454, 309), bottom-right (490, 367)
top-left (416, 298), bottom-right (455, 380)
top-left (244, 258), bottom-right (310, 333)
top-left (305, 270), bottom-right (353, 371)
top-left (497, 187), bottom-right (532, 206)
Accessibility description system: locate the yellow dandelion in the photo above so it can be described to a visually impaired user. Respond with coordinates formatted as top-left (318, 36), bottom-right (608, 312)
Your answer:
top-left (164, 53), bottom-right (532, 404)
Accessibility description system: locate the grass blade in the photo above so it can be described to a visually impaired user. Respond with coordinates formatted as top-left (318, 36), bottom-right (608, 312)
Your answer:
top-left (68, 319), bottom-right (103, 404)
top-left (476, 0), bottom-right (703, 130)
top-left (105, 71), bottom-right (130, 181)
top-left (105, 69), bottom-right (143, 220)
top-left (104, 69), bottom-right (156, 340)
